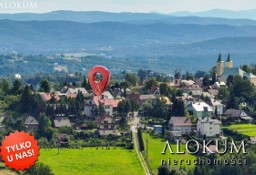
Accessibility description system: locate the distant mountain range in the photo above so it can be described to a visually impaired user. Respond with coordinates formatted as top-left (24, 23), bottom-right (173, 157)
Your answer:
top-left (0, 19), bottom-right (256, 55)
top-left (171, 9), bottom-right (256, 20)
top-left (0, 10), bottom-right (255, 74)
top-left (0, 10), bottom-right (256, 24)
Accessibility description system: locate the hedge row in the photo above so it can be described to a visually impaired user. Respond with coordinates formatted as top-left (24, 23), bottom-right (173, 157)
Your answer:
top-left (137, 128), bottom-right (144, 151)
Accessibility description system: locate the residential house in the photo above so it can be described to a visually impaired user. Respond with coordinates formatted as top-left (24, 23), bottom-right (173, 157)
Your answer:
top-left (169, 70), bottom-right (182, 88)
top-left (65, 87), bottom-right (89, 96)
top-left (96, 114), bottom-right (117, 136)
top-left (101, 91), bottom-right (114, 99)
top-left (169, 117), bottom-right (192, 135)
top-left (223, 109), bottom-right (253, 122)
top-left (181, 80), bottom-right (195, 86)
top-left (93, 95), bottom-right (120, 116)
top-left (126, 92), bottom-right (141, 104)
top-left (148, 86), bottom-right (160, 95)
top-left (53, 118), bottom-right (72, 128)
top-left (191, 102), bottom-right (213, 119)
top-left (176, 93), bottom-right (195, 107)
top-left (212, 81), bottom-right (226, 89)
top-left (202, 92), bottom-right (214, 99)
top-left (250, 137), bottom-right (256, 144)
top-left (208, 99), bottom-right (224, 116)
top-left (207, 89), bottom-right (219, 97)
top-left (24, 116), bottom-right (39, 130)
top-left (169, 131), bottom-right (182, 141)
top-left (39, 92), bottom-right (60, 102)
top-left (197, 117), bottom-right (221, 137)
top-left (182, 84), bottom-right (203, 96)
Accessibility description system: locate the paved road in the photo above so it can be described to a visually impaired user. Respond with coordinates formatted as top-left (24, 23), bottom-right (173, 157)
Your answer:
top-left (129, 116), bottom-right (151, 175)
top-left (129, 115), bottom-right (140, 133)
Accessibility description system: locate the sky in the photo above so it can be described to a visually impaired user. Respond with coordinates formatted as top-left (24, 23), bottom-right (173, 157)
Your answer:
top-left (0, 0), bottom-right (256, 13)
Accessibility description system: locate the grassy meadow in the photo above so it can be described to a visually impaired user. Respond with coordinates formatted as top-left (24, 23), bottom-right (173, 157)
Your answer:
top-left (142, 133), bottom-right (196, 174)
top-left (39, 148), bottom-right (144, 175)
top-left (226, 124), bottom-right (256, 137)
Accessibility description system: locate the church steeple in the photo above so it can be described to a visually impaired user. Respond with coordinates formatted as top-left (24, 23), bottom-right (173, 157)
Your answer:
top-left (217, 53), bottom-right (223, 63)
top-left (216, 53), bottom-right (224, 77)
top-left (226, 54), bottom-right (233, 68)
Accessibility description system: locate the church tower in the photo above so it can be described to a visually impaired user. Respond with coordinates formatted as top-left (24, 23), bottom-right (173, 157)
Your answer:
top-left (216, 54), bottom-right (224, 77)
top-left (226, 54), bottom-right (233, 68)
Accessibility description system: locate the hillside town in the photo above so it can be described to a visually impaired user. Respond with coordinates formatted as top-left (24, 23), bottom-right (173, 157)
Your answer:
top-left (0, 54), bottom-right (256, 175)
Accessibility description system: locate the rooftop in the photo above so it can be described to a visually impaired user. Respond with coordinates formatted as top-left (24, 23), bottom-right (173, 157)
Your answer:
top-left (192, 102), bottom-right (213, 112)
top-left (54, 118), bottom-right (71, 128)
top-left (169, 116), bottom-right (192, 126)
top-left (24, 116), bottom-right (39, 125)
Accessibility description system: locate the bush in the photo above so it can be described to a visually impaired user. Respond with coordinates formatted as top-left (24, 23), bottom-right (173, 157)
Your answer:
top-left (137, 128), bottom-right (144, 151)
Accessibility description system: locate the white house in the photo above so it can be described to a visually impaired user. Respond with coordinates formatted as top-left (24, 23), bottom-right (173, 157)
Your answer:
top-left (169, 117), bottom-right (192, 135)
top-left (197, 118), bottom-right (221, 137)
top-left (208, 99), bottom-right (224, 116)
top-left (192, 102), bottom-right (213, 119)
top-left (85, 92), bottom-right (120, 117)
top-left (212, 81), bottom-right (226, 89)
top-left (96, 114), bottom-right (117, 136)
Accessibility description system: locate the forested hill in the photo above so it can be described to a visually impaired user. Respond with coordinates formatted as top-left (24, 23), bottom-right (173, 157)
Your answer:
top-left (0, 19), bottom-right (256, 54)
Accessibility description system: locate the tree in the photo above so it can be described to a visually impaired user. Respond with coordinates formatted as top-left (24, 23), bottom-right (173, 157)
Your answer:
top-left (118, 117), bottom-right (129, 130)
top-left (145, 78), bottom-right (158, 91)
top-left (124, 100), bottom-right (132, 113)
top-left (185, 71), bottom-right (194, 80)
top-left (11, 79), bottom-right (22, 95)
top-left (40, 80), bottom-right (51, 93)
top-left (202, 75), bottom-right (211, 87)
top-left (76, 90), bottom-right (84, 110)
top-left (152, 98), bottom-right (168, 119)
top-left (38, 113), bottom-right (52, 140)
top-left (20, 85), bottom-right (32, 113)
top-left (211, 69), bottom-right (216, 84)
top-left (217, 87), bottom-right (229, 100)
top-left (172, 99), bottom-right (185, 116)
top-left (138, 69), bottom-right (146, 80)
top-left (158, 165), bottom-right (170, 175)
top-left (81, 76), bottom-right (91, 90)
top-left (117, 100), bottom-right (135, 114)
top-left (130, 100), bottom-right (139, 112)
top-left (0, 78), bottom-right (10, 95)
top-left (226, 75), bottom-right (233, 86)
top-left (23, 162), bottom-right (54, 175)
top-left (125, 73), bottom-right (138, 86)
top-left (226, 94), bottom-right (239, 109)
top-left (160, 83), bottom-right (169, 96)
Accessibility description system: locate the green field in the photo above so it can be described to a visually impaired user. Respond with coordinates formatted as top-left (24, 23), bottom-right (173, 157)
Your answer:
top-left (142, 133), bottom-right (196, 174)
top-left (226, 124), bottom-right (256, 136)
top-left (39, 148), bottom-right (144, 175)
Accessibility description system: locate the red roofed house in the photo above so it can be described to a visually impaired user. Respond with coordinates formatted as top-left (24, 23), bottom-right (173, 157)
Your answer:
top-left (93, 94), bottom-right (120, 116)
top-left (96, 114), bottom-right (117, 136)
top-left (39, 92), bottom-right (60, 102)
top-left (169, 116), bottom-right (192, 135)
top-left (66, 93), bottom-right (77, 99)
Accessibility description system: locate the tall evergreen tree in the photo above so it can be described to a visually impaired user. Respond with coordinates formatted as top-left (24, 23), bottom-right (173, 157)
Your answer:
top-left (40, 80), bottom-right (51, 93)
